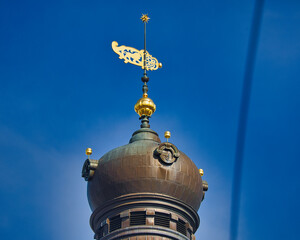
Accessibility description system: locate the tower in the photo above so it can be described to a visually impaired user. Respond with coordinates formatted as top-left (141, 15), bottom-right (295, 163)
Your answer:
top-left (82, 15), bottom-right (208, 240)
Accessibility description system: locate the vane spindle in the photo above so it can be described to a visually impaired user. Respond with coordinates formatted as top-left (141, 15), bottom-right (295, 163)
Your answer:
top-left (144, 19), bottom-right (147, 77)
top-left (141, 14), bottom-right (150, 81)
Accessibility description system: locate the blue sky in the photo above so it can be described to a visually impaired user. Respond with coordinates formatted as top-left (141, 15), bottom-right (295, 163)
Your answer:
top-left (0, 0), bottom-right (299, 239)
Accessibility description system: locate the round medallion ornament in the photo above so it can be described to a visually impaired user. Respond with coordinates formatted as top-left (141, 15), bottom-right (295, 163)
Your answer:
top-left (154, 142), bottom-right (180, 165)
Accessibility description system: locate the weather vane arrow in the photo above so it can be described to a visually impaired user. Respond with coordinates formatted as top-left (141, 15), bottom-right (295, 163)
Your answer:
top-left (111, 14), bottom-right (162, 71)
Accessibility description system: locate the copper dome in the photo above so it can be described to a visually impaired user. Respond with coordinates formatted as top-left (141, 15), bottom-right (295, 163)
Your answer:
top-left (87, 128), bottom-right (203, 212)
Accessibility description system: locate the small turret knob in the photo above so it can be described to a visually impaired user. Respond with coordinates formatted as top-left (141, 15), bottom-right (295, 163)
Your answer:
top-left (86, 148), bottom-right (92, 159)
top-left (164, 131), bottom-right (171, 142)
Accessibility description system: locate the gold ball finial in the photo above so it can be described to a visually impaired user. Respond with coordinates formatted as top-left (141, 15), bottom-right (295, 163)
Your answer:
top-left (164, 131), bottom-right (171, 141)
top-left (199, 169), bottom-right (204, 176)
top-left (134, 95), bottom-right (156, 117)
top-left (158, 63), bottom-right (162, 68)
top-left (86, 148), bottom-right (92, 156)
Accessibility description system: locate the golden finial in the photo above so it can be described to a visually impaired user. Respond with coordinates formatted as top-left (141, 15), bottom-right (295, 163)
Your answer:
top-left (164, 131), bottom-right (171, 142)
top-left (199, 169), bottom-right (204, 176)
top-left (134, 96), bottom-right (156, 117)
top-left (141, 14), bottom-right (150, 23)
top-left (86, 148), bottom-right (92, 159)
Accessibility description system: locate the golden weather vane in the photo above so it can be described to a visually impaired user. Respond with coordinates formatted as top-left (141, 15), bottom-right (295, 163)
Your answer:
top-left (111, 14), bottom-right (162, 71)
top-left (112, 14), bottom-right (160, 125)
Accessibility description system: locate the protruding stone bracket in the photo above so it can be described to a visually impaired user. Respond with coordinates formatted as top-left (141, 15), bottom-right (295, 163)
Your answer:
top-left (202, 180), bottom-right (208, 202)
top-left (154, 142), bottom-right (180, 165)
top-left (82, 159), bottom-right (99, 181)
top-left (203, 180), bottom-right (208, 192)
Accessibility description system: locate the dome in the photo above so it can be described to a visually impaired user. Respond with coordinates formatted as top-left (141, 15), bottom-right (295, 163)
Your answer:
top-left (87, 127), bottom-right (203, 212)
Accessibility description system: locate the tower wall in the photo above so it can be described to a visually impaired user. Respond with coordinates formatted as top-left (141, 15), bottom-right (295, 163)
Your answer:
top-left (90, 193), bottom-right (198, 240)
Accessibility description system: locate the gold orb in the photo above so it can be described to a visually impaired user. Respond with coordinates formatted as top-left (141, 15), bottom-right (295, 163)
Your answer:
top-left (134, 96), bottom-right (156, 117)
top-left (158, 63), bottom-right (162, 68)
top-left (164, 131), bottom-right (171, 139)
top-left (199, 169), bottom-right (204, 176)
top-left (86, 148), bottom-right (92, 156)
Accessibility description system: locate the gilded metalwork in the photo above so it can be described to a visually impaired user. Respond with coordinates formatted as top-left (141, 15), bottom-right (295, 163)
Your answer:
top-left (199, 169), bottom-right (204, 176)
top-left (111, 41), bottom-right (161, 71)
top-left (134, 95), bottom-right (156, 117)
top-left (164, 131), bottom-right (171, 141)
top-left (86, 148), bottom-right (92, 156)
top-left (154, 142), bottom-right (180, 165)
top-left (141, 14), bottom-right (150, 23)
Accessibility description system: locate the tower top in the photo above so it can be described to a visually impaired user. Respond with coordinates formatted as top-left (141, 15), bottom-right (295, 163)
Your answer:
top-left (82, 15), bottom-right (208, 240)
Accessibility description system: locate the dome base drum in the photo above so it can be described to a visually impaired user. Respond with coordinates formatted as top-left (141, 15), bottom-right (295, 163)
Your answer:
top-left (90, 193), bottom-right (199, 240)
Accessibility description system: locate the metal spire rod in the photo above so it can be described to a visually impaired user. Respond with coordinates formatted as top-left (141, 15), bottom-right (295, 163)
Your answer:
top-left (141, 14), bottom-right (150, 77)
top-left (144, 19), bottom-right (147, 76)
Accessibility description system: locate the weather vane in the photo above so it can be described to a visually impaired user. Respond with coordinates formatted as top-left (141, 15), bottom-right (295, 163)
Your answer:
top-left (112, 14), bottom-right (162, 71)
top-left (112, 14), bottom-right (160, 128)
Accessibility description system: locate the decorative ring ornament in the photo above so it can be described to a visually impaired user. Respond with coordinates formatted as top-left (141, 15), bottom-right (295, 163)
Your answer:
top-left (82, 159), bottom-right (99, 181)
top-left (154, 142), bottom-right (180, 165)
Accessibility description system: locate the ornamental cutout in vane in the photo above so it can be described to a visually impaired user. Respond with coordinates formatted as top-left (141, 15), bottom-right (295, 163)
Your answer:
top-left (154, 142), bottom-right (180, 165)
top-left (112, 41), bottom-right (161, 71)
